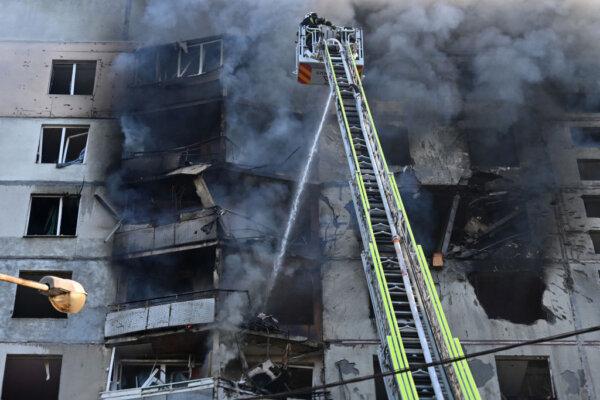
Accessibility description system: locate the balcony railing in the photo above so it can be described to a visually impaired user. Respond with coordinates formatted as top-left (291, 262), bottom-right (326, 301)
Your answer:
top-left (121, 136), bottom-right (234, 181)
top-left (113, 208), bottom-right (219, 258)
top-left (100, 377), bottom-right (259, 400)
top-left (100, 376), bottom-right (330, 400)
top-left (105, 289), bottom-right (250, 338)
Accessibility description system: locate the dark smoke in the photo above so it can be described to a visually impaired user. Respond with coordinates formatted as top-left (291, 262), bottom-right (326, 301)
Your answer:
top-left (110, 0), bottom-right (600, 337)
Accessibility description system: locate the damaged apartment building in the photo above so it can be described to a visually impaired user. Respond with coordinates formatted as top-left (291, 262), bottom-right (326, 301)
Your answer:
top-left (1, 2), bottom-right (600, 400)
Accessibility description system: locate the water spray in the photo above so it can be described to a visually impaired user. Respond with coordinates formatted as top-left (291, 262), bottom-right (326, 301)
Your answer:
top-left (266, 91), bottom-right (333, 299)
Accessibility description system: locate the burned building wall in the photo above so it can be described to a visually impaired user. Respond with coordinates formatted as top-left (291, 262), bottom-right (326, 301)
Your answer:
top-left (2, 1), bottom-right (600, 399)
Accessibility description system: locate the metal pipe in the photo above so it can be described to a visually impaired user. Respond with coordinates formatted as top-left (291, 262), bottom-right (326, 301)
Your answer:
top-left (0, 273), bottom-right (49, 292)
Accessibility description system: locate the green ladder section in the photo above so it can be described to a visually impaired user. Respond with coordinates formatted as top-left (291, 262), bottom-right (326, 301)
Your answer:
top-left (323, 40), bottom-right (480, 400)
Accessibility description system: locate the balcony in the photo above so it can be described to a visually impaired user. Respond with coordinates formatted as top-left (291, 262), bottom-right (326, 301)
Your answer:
top-left (113, 208), bottom-right (219, 258)
top-left (100, 376), bottom-right (331, 400)
top-left (100, 377), bottom-right (252, 400)
top-left (121, 136), bottom-right (235, 183)
top-left (124, 37), bottom-right (224, 113)
top-left (105, 290), bottom-right (249, 339)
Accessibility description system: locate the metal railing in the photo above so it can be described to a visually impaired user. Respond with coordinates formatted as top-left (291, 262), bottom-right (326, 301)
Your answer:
top-left (109, 289), bottom-right (251, 312)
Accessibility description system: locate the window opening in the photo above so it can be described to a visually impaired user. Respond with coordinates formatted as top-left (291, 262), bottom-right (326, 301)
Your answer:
top-left (571, 127), bottom-right (600, 147)
top-left (201, 40), bottom-right (222, 73)
top-left (577, 159), bottom-right (600, 181)
top-left (1, 355), bottom-right (62, 400)
top-left (179, 44), bottom-right (201, 77)
top-left (13, 271), bottom-right (72, 318)
top-left (49, 61), bottom-right (96, 95)
top-left (589, 231), bottom-right (600, 254)
top-left (496, 357), bottom-right (554, 400)
top-left (582, 195), bottom-right (600, 218)
top-left (37, 127), bottom-right (88, 165)
top-left (26, 195), bottom-right (80, 236)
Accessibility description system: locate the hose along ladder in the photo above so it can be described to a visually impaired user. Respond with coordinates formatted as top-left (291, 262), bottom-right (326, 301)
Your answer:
top-left (315, 36), bottom-right (481, 400)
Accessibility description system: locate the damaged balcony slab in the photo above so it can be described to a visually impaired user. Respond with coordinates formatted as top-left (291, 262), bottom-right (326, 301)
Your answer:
top-left (113, 208), bottom-right (219, 258)
top-left (105, 290), bottom-right (249, 340)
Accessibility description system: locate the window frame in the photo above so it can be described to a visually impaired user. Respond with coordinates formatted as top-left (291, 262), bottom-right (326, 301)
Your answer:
top-left (25, 194), bottom-right (80, 237)
top-left (36, 125), bottom-right (89, 165)
top-left (134, 39), bottom-right (223, 84)
top-left (177, 40), bottom-right (224, 78)
top-left (177, 43), bottom-right (202, 77)
top-left (199, 39), bottom-right (223, 74)
top-left (49, 60), bottom-right (97, 95)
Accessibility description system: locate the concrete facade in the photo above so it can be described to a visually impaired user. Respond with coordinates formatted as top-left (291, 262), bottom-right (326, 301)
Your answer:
top-left (1, 3), bottom-right (600, 400)
top-left (0, 39), bottom-right (130, 400)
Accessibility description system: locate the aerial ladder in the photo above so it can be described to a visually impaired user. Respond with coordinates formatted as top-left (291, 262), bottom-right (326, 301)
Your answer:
top-left (295, 24), bottom-right (481, 400)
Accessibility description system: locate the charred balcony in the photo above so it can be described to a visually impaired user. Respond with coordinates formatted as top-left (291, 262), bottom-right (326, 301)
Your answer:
top-left (113, 207), bottom-right (220, 258)
top-left (101, 330), bottom-right (257, 400)
top-left (107, 247), bottom-right (231, 340)
top-left (112, 164), bottom-right (320, 259)
top-left (123, 36), bottom-right (224, 113)
top-left (119, 100), bottom-right (229, 182)
top-left (104, 289), bottom-right (249, 340)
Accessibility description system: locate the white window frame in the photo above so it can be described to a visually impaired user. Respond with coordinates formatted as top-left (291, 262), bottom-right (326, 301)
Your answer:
top-left (177, 44), bottom-right (202, 77)
top-left (200, 40), bottom-right (223, 74)
top-left (177, 39), bottom-right (223, 78)
top-left (26, 195), bottom-right (77, 236)
top-left (37, 126), bottom-right (89, 165)
top-left (50, 61), bottom-right (96, 95)
top-left (61, 132), bottom-right (88, 164)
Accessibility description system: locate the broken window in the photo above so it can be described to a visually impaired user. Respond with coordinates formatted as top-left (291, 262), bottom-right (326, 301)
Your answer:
top-left (495, 357), bottom-right (554, 400)
top-left (134, 39), bottom-right (223, 84)
top-left (466, 129), bottom-right (519, 168)
top-left (468, 267), bottom-right (551, 324)
top-left (119, 363), bottom-right (191, 389)
top-left (201, 40), bottom-right (223, 73)
top-left (589, 231), bottom-right (600, 254)
top-left (26, 195), bottom-right (80, 236)
top-left (12, 271), bottom-right (72, 318)
top-left (582, 195), bottom-right (600, 218)
top-left (179, 44), bottom-right (201, 77)
top-left (49, 61), bottom-right (96, 95)
top-left (179, 40), bottom-right (223, 77)
top-left (107, 334), bottom-right (209, 390)
top-left (37, 126), bottom-right (88, 165)
top-left (571, 127), bottom-right (600, 147)
top-left (577, 159), bottom-right (600, 181)
top-left (2, 355), bottom-right (62, 400)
